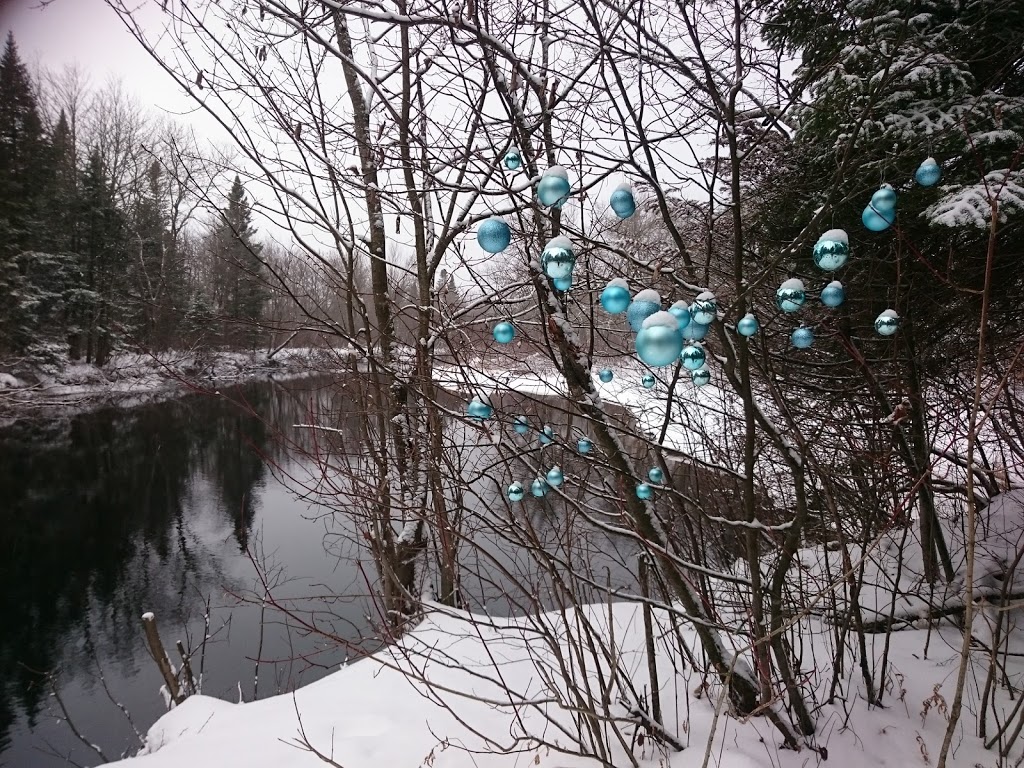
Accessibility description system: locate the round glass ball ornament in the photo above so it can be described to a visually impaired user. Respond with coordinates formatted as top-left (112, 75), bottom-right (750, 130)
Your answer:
top-left (776, 278), bottom-right (806, 313)
top-left (820, 281), bottom-right (845, 308)
top-left (513, 416), bottom-right (530, 435)
top-left (635, 312), bottom-right (683, 367)
top-left (577, 438), bottom-right (593, 454)
top-left (681, 321), bottom-right (710, 341)
top-left (503, 147), bottom-right (522, 171)
top-left (541, 236), bottom-right (576, 281)
top-left (627, 289), bottom-right (662, 332)
top-left (600, 278), bottom-right (631, 314)
top-left (540, 425), bottom-right (554, 445)
top-left (641, 374), bottom-right (656, 389)
top-left (553, 275), bottom-right (572, 291)
top-left (691, 367), bottom-right (711, 387)
top-left (862, 204), bottom-right (895, 232)
top-left (537, 166), bottom-right (571, 208)
top-left (915, 157), bottom-right (942, 187)
top-left (737, 313), bottom-right (760, 337)
top-left (467, 396), bottom-right (493, 421)
top-left (531, 477), bottom-right (548, 497)
top-left (477, 216), bottom-right (511, 254)
top-left (609, 183), bottom-right (636, 218)
top-left (648, 467), bottom-right (664, 483)
top-left (871, 185), bottom-right (898, 215)
top-left (691, 291), bottom-right (717, 325)
top-left (636, 483), bottom-right (653, 500)
top-left (507, 482), bottom-right (525, 502)
top-left (813, 229), bottom-right (850, 271)
top-left (493, 321), bottom-right (515, 344)
top-left (546, 465), bottom-right (564, 487)
top-left (667, 300), bottom-right (692, 330)
top-left (875, 309), bottom-right (899, 336)
top-left (791, 326), bottom-right (814, 349)
top-left (680, 343), bottom-right (706, 371)
top-left (599, 368), bottom-right (614, 383)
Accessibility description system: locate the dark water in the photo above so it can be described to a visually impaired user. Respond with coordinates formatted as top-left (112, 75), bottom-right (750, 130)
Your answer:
top-left (0, 376), bottom-right (642, 768)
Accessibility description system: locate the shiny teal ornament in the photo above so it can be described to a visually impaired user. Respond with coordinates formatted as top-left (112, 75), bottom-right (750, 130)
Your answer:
top-left (546, 465), bottom-right (564, 487)
top-left (668, 301), bottom-right (692, 330)
top-left (681, 321), bottom-right (710, 341)
top-left (609, 183), bottom-right (636, 218)
top-left (691, 367), bottom-right (711, 387)
top-left (503, 148), bottom-right (522, 170)
top-left (636, 483), bottom-right (653, 500)
top-left (737, 313), bottom-right (759, 337)
top-left (507, 482), bottom-right (525, 502)
top-left (553, 275), bottom-right (572, 291)
top-left (627, 289), bottom-right (661, 332)
top-left (537, 166), bottom-right (571, 207)
top-left (599, 369), bottom-right (614, 383)
top-left (776, 279), bottom-right (806, 313)
top-left (635, 312), bottom-right (683, 367)
top-left (577, 438), bottom-right (593, 454)
top-left (600, 279), bottom-right (631, 314)
top-left (875, 309), bottom-right (899, 336)
top-left (531, 477), bottom-right (548, 497)
top-left (648, 467), bottom-right (664, 483)
top-left (641, 374), bottom-right (656, 389)
top-left (478, 217), bottom-right (511, 254)
top-left (871, 185), bottom-right (898, 215)
top-left (791, 326), bottom-right (814, 349)
top-left (493, 321), bottom-right (515, 344)
top-left (467, 396), bottom-right (492, 420)
top-left (680, 343), bottom-right (706, 371)
top-left (915, 157), bottom-right (941, 187)
top-left (813, 229), bottom-right (850, 271)
top-left (691, 292), bottom-right (717, 325)
top-left (862, 204), bottom-right (895, 232)
top-left (820, 281), bottom-right (845, 308)
top-left (513, 416), bottom-right (530, 435)
top-left (541, 236), bottom-right (575, 280)
top-left (539, 425), bottom-right (554, 445)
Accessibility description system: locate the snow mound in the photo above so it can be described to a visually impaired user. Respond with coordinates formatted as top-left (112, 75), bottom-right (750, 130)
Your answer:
top-left (543, 165), bottom-right (569, 179)
top-left (632, 289), bottom-right (661, 304)
top-left (544, 235), bottom-right (573, 251)
top-left (641, 310), bottom-right (679, 330)
top-left (817, 228), bottom-right (848, 244)
top-left (606, 277), bottom-right (629, 289)
top-left (780, 278), bottom-right (804, 290)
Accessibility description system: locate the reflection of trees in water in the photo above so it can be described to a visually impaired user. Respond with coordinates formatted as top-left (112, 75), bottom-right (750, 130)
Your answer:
top-left (0, 380), bottom-right (311, 754)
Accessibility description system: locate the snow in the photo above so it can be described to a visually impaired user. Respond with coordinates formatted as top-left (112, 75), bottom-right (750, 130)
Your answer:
top-left (544, 234), bottom-right (573, 251)
top-left (779, 278), bottom-right (804, 290)
top-left (612, 181), bottom-right (632, 192)
top-left (877, 308), bottom-right (899, 319)
top-left (695, 290), bottom-right (715, 301)
top-left (141, 612), bottom-right (155, 622)
top-left (632, 288), bottom-right (661, 304)
top-left (0, 372), bottom-right (23, 390)
top-left (826, 280), bottom-right (842, 289)
top-left (641, 310), bottom-right (679, 330)
top-left (544, 165), bottom-right (569, 179)
top-left (606, 277), bottom-right (629, 289)
top-left (670, 300), bottom-right (689, 312)
top-left (816, 228), bottom-right (848, 244)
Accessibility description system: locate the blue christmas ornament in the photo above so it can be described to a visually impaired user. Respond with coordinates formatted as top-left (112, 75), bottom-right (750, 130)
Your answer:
top-left (507, 482), bottom-right (525, 502)
top-left (691, 291), bottom-right (717, 325)
top-left (537, 166), bottom-right (571, 207)
top-left (635, 312), bottom-right (683, 367)
top-left (691, 367), bottom-right (711, 387)
top-left (553, 275), bottom-right (572, 291)
top-left (609, 183), bottom-right (636, 218)
top-left (513, 416), bottom-right (530, 435)
top-left (600, 279), bottom-right (631, 314)
top-left (862, 204), bottom-right (895, 232)
top-left (641, 374), bottom-right (656, 389)
top-left (776, 279), bottom-right (806, 313)
top-left (531, 477), bottom-right (548, 497)
top-left (503, 148), bottom-right (522, 170)
top-left (577, 438), bottom-right (593, 454)
top-left (599, 369), bottom-right (614, 383)
top-left (813, 229), bottom-right (850, 271)
top-left (467, 396), bottom-right (493, 420)
top-left (477, 216), bottom-right (511, 254)
top-left (915, 157), bottom-right (942, 187)
top-left (668, 301), bottom-right (692, 330)
top-left (681, 320), bottom-right (710, 341)
top-left (546, 465), bottom-right (564, 487)
top-left (493, 321), bottom-right (515, 344)
top-left (791, 326), bottom-right (814, 349)
top-left (627, 289), bottom-right (661, 332)
top-left (875, 309), bottom-right (899, 336)
top-left (648, 467), bottom-right (664, 483)
top-left (636, 483), bottom-right (653, 500)
top-left (737, 313), bottom-right (759, 337)
top-left (820, 281), bottom-right (845, 308)
top-left (541, 236), bottom-right (575, 280)
top-left (540, 425), bottom-right (554, 445)
top-left (871, 185), bottom-right (898, 214)
top-left (680, 343), bottom-right (706, 371)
